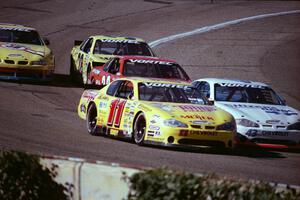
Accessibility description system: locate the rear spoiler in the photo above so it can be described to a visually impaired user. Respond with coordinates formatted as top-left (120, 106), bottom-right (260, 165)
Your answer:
top-left (74, 40), bottom-right (83, 46)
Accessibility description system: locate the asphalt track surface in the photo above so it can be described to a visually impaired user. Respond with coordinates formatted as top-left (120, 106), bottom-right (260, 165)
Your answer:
top-left (1, 0), bottom-right (300, 185)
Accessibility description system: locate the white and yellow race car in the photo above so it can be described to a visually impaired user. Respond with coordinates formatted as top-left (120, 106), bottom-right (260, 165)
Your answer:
top-left (0, 23), bottom-right (54, 80)
top-left (70, 35), bottom-right (155, 84)
top-left (78, 77), bottom-right (236, 148)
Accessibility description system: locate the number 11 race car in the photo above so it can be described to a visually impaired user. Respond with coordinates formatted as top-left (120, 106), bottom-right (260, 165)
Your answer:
top-left (78, 77), bottom-right (236, 149)
top-left (0, 23), bottom-right (55, 80)
top-left (192, 78), bottom-right (300, 149)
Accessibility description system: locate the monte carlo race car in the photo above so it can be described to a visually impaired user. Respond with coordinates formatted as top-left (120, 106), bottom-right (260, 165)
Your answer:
top-left (78, 77), bottom-right (236, 148)
top-left (89, 55), bottom-right (191, 87)
top-left (192, 78), bottom-right (300, 149)
top-left (70, 35), bottom-right (155, 84)
top-left (0, 23), bottom-right (54, 80)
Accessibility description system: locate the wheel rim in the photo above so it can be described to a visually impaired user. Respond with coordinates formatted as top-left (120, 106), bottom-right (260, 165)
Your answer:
top-left (134, 115), bottom-right (146, 143)
top-left (88, 106), bottom-right (97, 131)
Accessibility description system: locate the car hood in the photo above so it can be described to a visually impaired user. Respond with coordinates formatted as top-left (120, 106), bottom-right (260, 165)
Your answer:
top-left (142, 102), bottom-right (234, 126)
top-left (92, 54), bottom-right (115, 62)
top-left (0, 42), bottom-right (47, 60)
top-left (215, 102), bottom-right (300, 125)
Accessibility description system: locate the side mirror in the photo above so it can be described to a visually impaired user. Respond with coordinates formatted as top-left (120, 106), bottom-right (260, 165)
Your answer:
top-left (278, 94), bottom-right (286, 105)
top-left (43, 37), bottom-right (50, 45)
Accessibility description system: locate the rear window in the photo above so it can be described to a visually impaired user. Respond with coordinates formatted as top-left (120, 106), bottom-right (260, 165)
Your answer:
top-left (123, 59), bottom-right (190, 81)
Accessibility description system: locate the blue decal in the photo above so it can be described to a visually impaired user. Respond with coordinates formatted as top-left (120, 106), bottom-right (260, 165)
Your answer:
top-left (226, 104), bottom-right (298, 116)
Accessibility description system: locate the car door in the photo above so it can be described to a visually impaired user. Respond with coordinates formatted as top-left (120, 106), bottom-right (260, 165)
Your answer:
top-left (106, 80), bottom-right (134, 137)
top-left (78, 38), bottom-right (94, 76)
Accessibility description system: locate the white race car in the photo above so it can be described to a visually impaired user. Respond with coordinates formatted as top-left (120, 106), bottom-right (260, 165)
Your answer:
top-left (192, 78), bottom-right (300, 149)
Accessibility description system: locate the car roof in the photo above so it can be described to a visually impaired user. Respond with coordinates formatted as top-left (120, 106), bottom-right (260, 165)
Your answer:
top-left (90, 35), bottom-right (146, 42)
top-left (195, 78), bottom-right (269, 87)
top-left (118, 77), bottom-right (190, 85)
top-left (115, 55), bottom-right (177, 63)
top-left (0, 23), bottom-right (36, 31)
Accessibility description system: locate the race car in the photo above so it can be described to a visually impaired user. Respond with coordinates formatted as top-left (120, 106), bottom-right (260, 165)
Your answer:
top-left (89, 56), bottom-right (191, 87)
top-left (192, 78), bottom-right (300, 149)
top-left (0, 23), bottom-right (55, 80)
top-left (78, 77), bottom-right (236, 148)
top-left (70, 35), bottom-right (155, 84)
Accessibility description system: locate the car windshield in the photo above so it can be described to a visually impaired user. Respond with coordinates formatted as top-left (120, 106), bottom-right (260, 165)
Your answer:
top-left (0, 29), bottom-right (43, 45)
top-left (93, 40), bottom-right (153, 56)
top-left (214, 84), bottom-right (282, 105)
top-left (138, 82), bottom-right (207, 104)
top-left (123, 60), bottom-right (190, 81)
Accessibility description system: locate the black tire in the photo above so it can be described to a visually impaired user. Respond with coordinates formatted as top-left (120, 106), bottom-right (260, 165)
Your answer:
top-left (86, 103), bottom-right (99, 136)
top-left (83, 64), bottom-right (92, 87)
top-left (133, 113), bottom-right (146, 145)
top-left (70, 56), bottom-right (83, 84)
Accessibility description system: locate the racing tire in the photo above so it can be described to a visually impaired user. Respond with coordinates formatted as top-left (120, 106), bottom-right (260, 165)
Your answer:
top-left (133, 113), bottom-right (146, 145)
top-left (83, 64), bottom-right (92, 87)
top-left (70, 56), bottom-right (83, 85)
top-left (86, 103), bottom-right (99, 136)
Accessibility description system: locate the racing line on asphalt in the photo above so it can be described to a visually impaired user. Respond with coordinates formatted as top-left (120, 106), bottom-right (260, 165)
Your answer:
top-left (149, 10), bottom-right (300, 48)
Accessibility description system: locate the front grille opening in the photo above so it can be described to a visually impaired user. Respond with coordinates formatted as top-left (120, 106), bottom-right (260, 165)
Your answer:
top-left (4, 60), bottom-right (14, 64)
top-left (276, 126), bottom-right (286, 129)
top-left (18, 61), bottom-right (28, 65)
top-left (205, 126), bottom-right (215, 130)
top-left (191, 125), bottom-right (201, 129)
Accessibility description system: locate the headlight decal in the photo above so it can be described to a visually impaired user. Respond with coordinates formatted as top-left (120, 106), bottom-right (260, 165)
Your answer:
top-left (236, 118), bottom-right (259, 128)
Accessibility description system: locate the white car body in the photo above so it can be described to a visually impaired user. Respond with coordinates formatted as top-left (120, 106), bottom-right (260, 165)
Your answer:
top-left (192, 78), bottom-right (300, 148)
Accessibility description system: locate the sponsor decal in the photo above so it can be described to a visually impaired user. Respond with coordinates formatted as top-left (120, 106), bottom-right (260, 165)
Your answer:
top-left (0, 27), bottom-right (31, 32)
top-left (225, 104), bottom-right (298, 116)
top-left (83, 91), bottom-right (98, 101)
top-left (93, 69), bottom-right (101, 75)
top-left (149, 125), bottom-right (160, 131)
top-left (219, 83), bottom-right (264, 89)
top-left (180, 114), bottom-right (214, 120)
top-left (128, 59), bottom-right (173, 65)
top-left (144, 82), bottom-right (189, 89)
top-left (99, 39), bottom-right (139, 44)
top-left (189, 131), bottom-right (218, 136)
top-left (191, 120), bottom-right (211, 125)
top-left (98, 102), bottom-right (107, 109)
top-left (246, 130), bottom-right (289, 137)
top-left (266, 119), bottom-right (280, 124)
top-left (8, 54), bottom-right (22, 57)
top-left (178, 105), bottom-right (216, 112)
top-left (0, 43), bottom-right (44, 57)
top-left (152, 103), bottom-right (172, 112)
top-left (80, 104), bottom-right (86, 113)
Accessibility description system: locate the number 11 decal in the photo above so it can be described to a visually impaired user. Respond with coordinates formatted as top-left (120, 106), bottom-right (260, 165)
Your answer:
top-left (107, 99), bottom-right (126, 127)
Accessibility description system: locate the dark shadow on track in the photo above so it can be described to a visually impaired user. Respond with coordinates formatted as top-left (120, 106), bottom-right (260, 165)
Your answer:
top-left (0, 73), bottom-right (84, 88)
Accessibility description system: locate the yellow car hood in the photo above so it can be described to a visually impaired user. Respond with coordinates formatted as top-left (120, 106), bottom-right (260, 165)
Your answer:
top-left (0, 42), bottom-right (46, 60)
top-left (143, 102), bottom-right (232, 125)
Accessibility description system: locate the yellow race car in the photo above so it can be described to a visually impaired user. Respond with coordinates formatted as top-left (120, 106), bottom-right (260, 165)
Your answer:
top-left (0, 23), bottom-right (54, 80)
top-left (78, 77), bottom-right (236, 148)
top-left (70, 35), bottom-right (155, 84)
